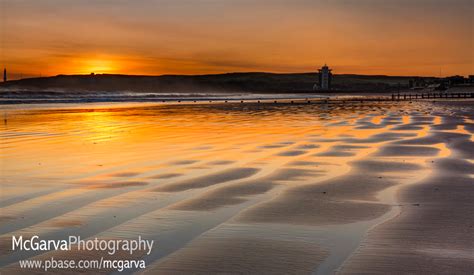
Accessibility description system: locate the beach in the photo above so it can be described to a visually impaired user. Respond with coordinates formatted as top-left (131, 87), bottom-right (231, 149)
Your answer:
top-left (0, 99), bottom-right (473, 274)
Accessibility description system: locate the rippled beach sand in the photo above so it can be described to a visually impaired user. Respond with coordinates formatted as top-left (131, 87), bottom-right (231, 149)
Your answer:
top-left (1, 100), bottom-right (473, 274)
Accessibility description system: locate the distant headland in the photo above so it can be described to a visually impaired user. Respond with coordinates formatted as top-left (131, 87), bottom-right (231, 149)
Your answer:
top-left (1, 71), bottom-right (473, 94)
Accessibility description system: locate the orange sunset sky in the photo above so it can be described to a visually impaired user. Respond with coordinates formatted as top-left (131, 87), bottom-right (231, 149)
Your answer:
top-left (0, 0), bottom-right (473, 80)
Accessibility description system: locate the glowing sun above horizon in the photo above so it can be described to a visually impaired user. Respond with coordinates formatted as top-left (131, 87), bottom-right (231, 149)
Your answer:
top-left (74, 58), bottom-right (120, 75)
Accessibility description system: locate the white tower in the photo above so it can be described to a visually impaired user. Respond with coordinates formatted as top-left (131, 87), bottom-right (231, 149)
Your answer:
top-left (318, 64), bottom-right (332, 90)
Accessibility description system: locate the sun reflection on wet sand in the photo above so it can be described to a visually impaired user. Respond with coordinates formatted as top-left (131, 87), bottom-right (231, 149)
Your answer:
top-left (1, 100), bottom-right (473, 274)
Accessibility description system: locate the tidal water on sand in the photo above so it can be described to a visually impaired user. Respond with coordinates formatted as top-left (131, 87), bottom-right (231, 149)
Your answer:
top-left (1, 100), bottom-right (473, 274)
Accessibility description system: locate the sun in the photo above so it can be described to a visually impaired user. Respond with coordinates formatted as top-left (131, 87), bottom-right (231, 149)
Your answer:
top-left (84, 59), bottom-right (116, 74)
top-left (73, 58), bottom-right (120, 75)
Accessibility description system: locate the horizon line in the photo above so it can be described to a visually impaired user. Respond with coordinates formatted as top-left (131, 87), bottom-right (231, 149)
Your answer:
top-left (4, 71), bottom-right (472, 82)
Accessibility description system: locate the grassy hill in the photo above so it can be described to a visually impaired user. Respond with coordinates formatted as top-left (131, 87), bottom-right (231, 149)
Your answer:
top-left (0, 72), bottom-right (434, 93)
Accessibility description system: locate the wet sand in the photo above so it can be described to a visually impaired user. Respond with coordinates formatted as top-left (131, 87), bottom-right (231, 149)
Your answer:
top-left (340, 118), bottom-right (474, 274)
top-left (1, 99), bottom-right (473, 274)
top-left (145, 237), bottom-right (328, 274)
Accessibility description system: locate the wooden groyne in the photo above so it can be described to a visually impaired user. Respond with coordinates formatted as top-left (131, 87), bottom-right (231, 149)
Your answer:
top-left (163, 92), bottom-right (473, 105)
top-left (1, 92), bottom-right (472, 105)
top-left (390, 92), bottom-right (473, 101)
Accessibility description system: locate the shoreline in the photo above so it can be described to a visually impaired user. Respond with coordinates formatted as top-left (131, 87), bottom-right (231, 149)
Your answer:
top-left (1, 86), bottom-right (473, 106)
top-left (1, 94), bottom-right (473, 108)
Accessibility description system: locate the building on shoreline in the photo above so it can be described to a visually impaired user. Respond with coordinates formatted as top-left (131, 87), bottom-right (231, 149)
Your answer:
top-left (409, 77), bottom-right (427, 90)
top-left (314, 64), bottom-right (332, 91)
top-left (3, 68), bottom-right (6, 82)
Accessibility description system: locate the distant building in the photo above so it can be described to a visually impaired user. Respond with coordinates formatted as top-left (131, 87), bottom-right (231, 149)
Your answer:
top-left (315, 64), bottom-right (332, 91)
top-left (3, 68), bottom-right (6, 82)
top-left (445, 75), bottom-right (466, 86)
top-left (469, 75), bottom-right (474, 84)
top-left (409, 77), bottom-right (427, 89)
